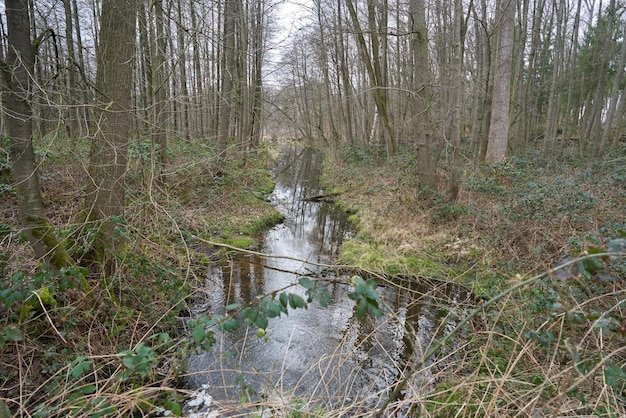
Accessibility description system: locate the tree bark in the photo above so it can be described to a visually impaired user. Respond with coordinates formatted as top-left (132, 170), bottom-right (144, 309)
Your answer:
top-left (485, 0), bottom-right (515, 164)
top-left (83, 0), bottom-right (137, 272)
top-left (217, 0), bottom-right (237, 159)
top-left (409, 0), bottom-right (435, 188)
top-left (0, 0), bottom-right (74, 269)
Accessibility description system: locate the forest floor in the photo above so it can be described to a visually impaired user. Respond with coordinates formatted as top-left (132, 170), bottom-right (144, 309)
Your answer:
top-left (0, 137), bottom-right (283, 416)
top-left (320, 142), bottom-right (626, 416)
top-left (1, 137), bottom-right (625, 416)
top-left (321, 143), bottom-right (625, 296)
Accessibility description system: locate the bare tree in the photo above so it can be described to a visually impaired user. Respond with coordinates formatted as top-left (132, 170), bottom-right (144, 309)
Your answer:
top-left (346, 0), bottom-right (396, 158)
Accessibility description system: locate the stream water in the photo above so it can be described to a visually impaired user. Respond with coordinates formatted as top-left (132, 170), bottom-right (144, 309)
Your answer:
top-left (186, 144), bottom-right (469, 416)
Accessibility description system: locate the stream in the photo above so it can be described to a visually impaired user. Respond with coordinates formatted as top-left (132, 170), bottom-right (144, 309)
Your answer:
top-left (186, 144), bottom-right (469, 416)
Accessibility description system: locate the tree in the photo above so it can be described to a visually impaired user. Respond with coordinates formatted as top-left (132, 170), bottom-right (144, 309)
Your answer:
top-left (0, 0), bottom-right (74, 268)
top-left (485, 0), bottom-right (515, 164)
top-left (409, 0), bottom-right (435, 187)
top-left (217, 0), bottom-right (237, 159)
top-left (346, 0), bottom-right (396, 158)
top-left (83, 0), bottom-right (137, 272)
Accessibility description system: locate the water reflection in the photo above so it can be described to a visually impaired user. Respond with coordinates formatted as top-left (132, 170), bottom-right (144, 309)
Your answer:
top-left (187, 145), bottom-right (469, 414)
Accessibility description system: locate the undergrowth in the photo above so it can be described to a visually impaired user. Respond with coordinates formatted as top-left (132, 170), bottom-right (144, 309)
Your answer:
top-left (0, 133), bottom-right (283, 416)
top-left (2, 133), bottom-right (625, 417)
top-left (321, 142), bottom-right (626, 417)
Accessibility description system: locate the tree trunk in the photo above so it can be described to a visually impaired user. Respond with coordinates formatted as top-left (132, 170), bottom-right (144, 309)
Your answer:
top-left (542, 0), bottom-right (566, 154)
top-left (410, 0), bottom-right (435, 188)
top-left (0, 0), bottom-right (75, 269)
top-left (152, 0), bottom-right (168, 176)
top-left (346, 0), bottom-right (396, 158)
top-left (175, 0), bottom-right (191, 141)
top-left (83, 0), bottom-right (137, 273)
top-left (449, 0), bottom-right (465, 201)
top-left (485, 0), bottom-right (515, 164)
top-left (217, 0), bottom-right (236, 159)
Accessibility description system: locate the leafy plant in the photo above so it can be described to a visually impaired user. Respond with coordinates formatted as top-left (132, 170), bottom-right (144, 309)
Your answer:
top-left (348, 276), bottom-right (383, 320)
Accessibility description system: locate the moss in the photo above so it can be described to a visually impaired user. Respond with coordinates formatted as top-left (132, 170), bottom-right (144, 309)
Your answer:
top-left (27, 217), bottom-right (94, 296)
top-left (339, 238), bottom-right (461, 280)
top-left (239, 211), bottom-right (285, 235)
top-left (215, 235), bottom-right (256, 249)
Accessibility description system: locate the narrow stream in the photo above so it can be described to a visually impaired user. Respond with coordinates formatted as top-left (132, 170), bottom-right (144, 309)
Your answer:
top-left (187, 144), bottom-right (468, 415)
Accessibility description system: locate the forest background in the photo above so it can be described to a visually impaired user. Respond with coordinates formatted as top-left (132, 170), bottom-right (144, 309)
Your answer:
top-left (0, 0), bottom-right (625, 416)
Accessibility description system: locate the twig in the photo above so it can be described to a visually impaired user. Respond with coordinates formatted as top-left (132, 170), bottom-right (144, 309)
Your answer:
top-left (32, 291), bottom-right (68, 344)
top-left (373, 252), bottom-right (624, 417)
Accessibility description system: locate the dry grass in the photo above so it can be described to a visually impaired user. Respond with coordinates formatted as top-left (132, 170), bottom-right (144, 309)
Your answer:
top-left (316, 143), bottom-right (626, 417)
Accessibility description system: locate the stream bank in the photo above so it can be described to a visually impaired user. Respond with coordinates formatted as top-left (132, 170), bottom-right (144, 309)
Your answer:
top-left (185, 144), bottom-right (471, 416)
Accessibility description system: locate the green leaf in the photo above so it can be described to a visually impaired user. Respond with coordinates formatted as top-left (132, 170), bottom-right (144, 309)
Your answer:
top-left (226, 303), bottom-right (241, 311)
top-left (315, 288), bottom-right (331, 307)
top-left (241, 307), bottom-right (258, 324)
top-left (218, 317), bottom-right (239, 332)
top-left (170, 402), bottom-right (182, 417)
top-left (266, 300), bottom-right (282, 318)
top-left (288, 294), bottom-right (307, 309)
top-left (71, 356), bottom-right (93, 378)
top-left (158, 332), bottom-right (171, 344)
top-left (298, 277), bottom-right (315, 289)
top-left (582, 257), bottom-right (603, 274)
top-left (367, 303), bottom-right (384, 318)
top-left (355, 299), bottom-right (368, 320)
top-left (608, 239), bottom-right (626, 254)
top-left (81, 384), bottom-right (96, 394)
top-left (121, 353), bottom-right (137, 370)
top-left (604, 360), bottom-right (626, 387)
top-left (192, 325), bottom-right (206, 344)
top-left (279, 292), bottom-right (289, 308)
top-left (255, 314), bottom-right (268, 329)
top-left (350, 276), bottom-right (366, 287)
top-left (593, 317), bottom-right (614, 329)
top-left (3, 326), bottom-right (22, 342)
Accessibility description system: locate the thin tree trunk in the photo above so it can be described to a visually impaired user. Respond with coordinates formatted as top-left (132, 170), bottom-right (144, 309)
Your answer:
top-left (410, 0), bottom-right (435, 188)
top-left (485, 0), bottom-right (515, 164)
top-left (596, 20), bottom-right (625, 156)
top-left (449, 0), bottom-right (465, 201)
top-left (176, 0), bottom-right (191, 141)
top-left (542, 0), bottom-right (566, 153)
top-left (152, 0), bottom-right (168, 175)
top-left (217, 0), bottom-right (236, 159)
top-left (346, 0), bottom-right (396, 158)
top-left (1, 0), bottom-right (75, 269)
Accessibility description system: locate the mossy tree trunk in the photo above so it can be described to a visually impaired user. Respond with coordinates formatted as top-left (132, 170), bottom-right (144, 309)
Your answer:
top-left (83, 0), bottom-right (137, 274)
top-left (0, 0), bottom-right (74, 269)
